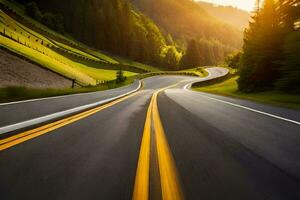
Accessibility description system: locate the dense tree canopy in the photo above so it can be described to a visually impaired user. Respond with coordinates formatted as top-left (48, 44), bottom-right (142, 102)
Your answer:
top-left (181, 39), bottom-right (232, 68)
top-left (238, 0), bottom-right (300, 93)
top-left (18, 0), bottom-right (180, 69)
top-left (17, 0), bottom-right (245, 69)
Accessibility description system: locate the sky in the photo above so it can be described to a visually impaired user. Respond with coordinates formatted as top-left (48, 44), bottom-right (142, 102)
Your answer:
top-left (197, 0), bottom-right (256, 12)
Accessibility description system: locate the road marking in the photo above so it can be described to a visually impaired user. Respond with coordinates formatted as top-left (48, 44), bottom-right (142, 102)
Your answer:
top-left (183, 83), bottom-right (191, 90)
top-left (199, 94), bottom-right (300, 125)
top-left (0, 92), bottom-right (140, 151)
top-left (0, 81), bottom-right (141, 134)
top-left (185, 91), bottom-right (300, 126)
top-left (133, 83), bottom-right (183, 200)
top-left (183, 71), bottom-right (300, 126)
top-left (152, 92), bottom-right (183, 200)
top-left (132, 95), bottom-right (153, 200)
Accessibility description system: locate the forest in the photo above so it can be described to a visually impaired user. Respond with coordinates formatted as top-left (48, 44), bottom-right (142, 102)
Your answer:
top-left (15, 0), bottom-right (244, 70)
top-left (238, 0), bottom-right (300, 93)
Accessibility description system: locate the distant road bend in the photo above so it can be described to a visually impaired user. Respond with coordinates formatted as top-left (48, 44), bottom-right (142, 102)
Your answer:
top-left (1, 67), bottom-right (300, 200)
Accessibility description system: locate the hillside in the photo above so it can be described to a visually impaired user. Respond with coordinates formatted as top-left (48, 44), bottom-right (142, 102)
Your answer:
top-left (130, 0), bottom-right (243, 67)
top-left (14, 0), bottom-right (243, 69)
top-left (197, 1), bottom-right (251, 31)
top-left (131, 0), bottom-right (243, 48)
top-left (13, 0), bottom-right (178, 68)
top-left (1, 0), bottom-right (247, 74)
top-left (0, 0), bottom-right (162, 87)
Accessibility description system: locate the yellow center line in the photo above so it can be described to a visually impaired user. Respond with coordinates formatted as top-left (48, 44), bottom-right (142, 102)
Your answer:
top-left (133, 82), bottom-right (183, 200)
top-left (132, 95), bottom-right (153, 200)
top-left (0, 91), bottom-right (140, 151)
top-left (153, 92), bottom-right (183, 200)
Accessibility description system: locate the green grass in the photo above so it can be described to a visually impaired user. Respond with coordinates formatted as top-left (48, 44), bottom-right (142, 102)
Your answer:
top-left (0, 10), bottom-right (138, 85)
top-left (114, 56), bottom-right (160, 72)
top-left (0, 76), bottom-right (137, 103)
top-left (194, 76), bottom-right (300, 109)
top-left (54, 41), bottom-right (101, 61)
top-left (1, 2), bottom-right (158, 72)
top-left (1, 0), bottom-right (86, 47)
top-left (85, 49), bottom-right (120, 64)
top-left (1, 37), bottom-right (96, 85)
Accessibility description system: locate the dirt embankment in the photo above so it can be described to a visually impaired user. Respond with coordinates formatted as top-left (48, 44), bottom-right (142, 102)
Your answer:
top-left (0, 49), bottom-right (72, 88)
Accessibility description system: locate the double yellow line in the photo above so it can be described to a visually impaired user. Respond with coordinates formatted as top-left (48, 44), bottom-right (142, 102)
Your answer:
top-left (133, 84), bottom-right (183, 200)
top-left (0, 91), bottom-right (140, 151)
top-left (0, 81), bottom-right (184, 199)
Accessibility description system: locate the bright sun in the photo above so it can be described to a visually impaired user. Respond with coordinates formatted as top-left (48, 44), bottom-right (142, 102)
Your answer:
top-left (196, 0), bottom-right (256, 12)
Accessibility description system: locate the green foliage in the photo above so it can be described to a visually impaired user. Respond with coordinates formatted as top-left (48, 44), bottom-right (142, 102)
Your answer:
top-left (0, 10), bottom-right (137, 85)
top-left (225, 52), bottom-right (242, 69)
top-left (276, 32), bottom-right (300, 93)
top-left (41, 13), bottom-right (64, 33)
top-left (22, 0), bottom-right (178, 69)
top-left (181, 39), bottom-right (201, 68)
top-left (181, 38), bottom-right (231, 68)
top-left (132, 0), bottom-right (245, 68)
top-left (116, 69), bottom-right (126, 83)
top-left (24, 1), bottom-right (65, 33)
top-left (131, 0), bottom-right (243, 49)
top-left (17, 0), bottom-right (241, 70)
top-left (163, 46), bottom-right (181, 70)
top-left (238, 0), bottom-right (299, 93)
top-left (25, 2), bottom-right (42, 21)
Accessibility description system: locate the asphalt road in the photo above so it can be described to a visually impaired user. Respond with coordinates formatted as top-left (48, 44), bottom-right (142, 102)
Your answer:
top-left (0, 67), bottom-right (300, 200)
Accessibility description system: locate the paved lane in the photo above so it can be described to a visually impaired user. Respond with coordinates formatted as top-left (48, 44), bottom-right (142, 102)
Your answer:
top-left (158, 81), bottom-right (300, 199)
top-left (1, 68), bottom-right (300, 200)
top-left (0, 75), bottom-right (188, 200)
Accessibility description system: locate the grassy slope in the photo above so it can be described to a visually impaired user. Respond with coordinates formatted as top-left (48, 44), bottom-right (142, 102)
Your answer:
top-left (194, 76), bottom-right (300, 109)
top-left (114, 56), bottom-right (160, 72)
top-left (1, 0), bottom-right (123, 64)
top-left (3, 0), bottom-right (160, 71)
top-left (0, 10), bottom-right (140, 85)
top-left (0, 1), bottom-right (162, 87)
top-left (0, 0), bottom-right (162, 103)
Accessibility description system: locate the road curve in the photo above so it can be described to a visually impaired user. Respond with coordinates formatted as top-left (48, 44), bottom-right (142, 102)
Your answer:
top-left (0, 67), bottom-right (300, 200)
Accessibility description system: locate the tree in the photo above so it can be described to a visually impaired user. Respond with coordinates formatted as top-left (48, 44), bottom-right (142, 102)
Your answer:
top-left (276, 32), bottom-right (300, 93)
top-left (275, 0), bottom-right (300, 93)
top-left (181, 39), bottom-right (201, 68)
top-left (238, 0), bottom-right (283, 92)
top-left (239, 0), bottom-right (300, 92)
top-left (25, 2), bottom-right (42, 21)
top-left (164, 46), bottom-right (180, 70)
top-left (42, 13), bottom-right (65, 33)
top-left (116, 69), bottom-right (126, 83)
top-left (225, 52), bottom-right (242, 69)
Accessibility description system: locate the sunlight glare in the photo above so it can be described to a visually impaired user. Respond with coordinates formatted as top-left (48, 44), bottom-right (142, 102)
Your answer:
top-left (196, 0), bottom-right (256, 12)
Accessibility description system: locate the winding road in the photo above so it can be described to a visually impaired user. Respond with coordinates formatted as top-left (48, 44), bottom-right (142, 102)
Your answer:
top-left (0, 67), bottom-right (300, 200)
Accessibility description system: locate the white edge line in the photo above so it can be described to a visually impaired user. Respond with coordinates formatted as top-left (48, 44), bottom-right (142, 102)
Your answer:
top-left (183, 72), bottom-right (300, 125)
top-left (0, 81), bottom-right (141, 135)
top-left (196, 94), bottom-right (300, 125)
